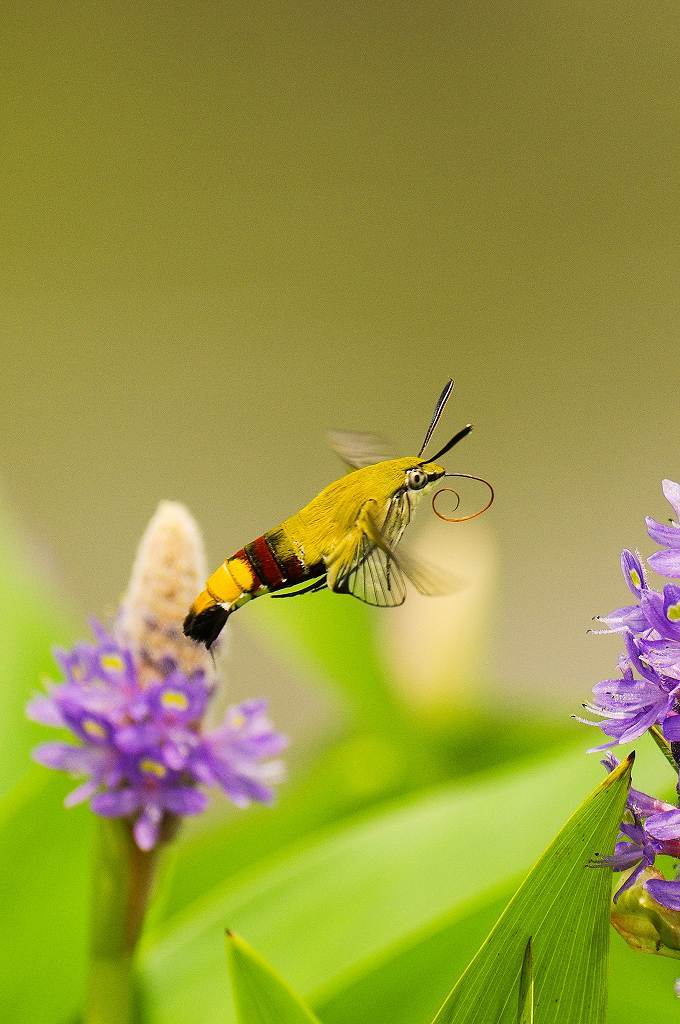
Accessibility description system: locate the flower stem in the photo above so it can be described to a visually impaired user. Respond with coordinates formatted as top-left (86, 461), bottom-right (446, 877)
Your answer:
top-left (85, 819), bottom-right (158, 1024)
top-left (648, 724), bottom-right (678, 773)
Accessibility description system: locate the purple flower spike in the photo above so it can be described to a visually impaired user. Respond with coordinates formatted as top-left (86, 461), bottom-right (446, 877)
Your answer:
top-left (586, 487), bottom-right (680, 993)
top-left (28, 622), bottom-right (286, 849)
top-left (27, 502), bottom-right (287, 850)
top-left (584, 485), bottom-right (680, 749)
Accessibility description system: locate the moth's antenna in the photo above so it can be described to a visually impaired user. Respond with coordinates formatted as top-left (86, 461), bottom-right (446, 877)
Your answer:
top-left (426, 423), bottom-right (473, 463)
top-left (418, 378), bottom-right (455, 457)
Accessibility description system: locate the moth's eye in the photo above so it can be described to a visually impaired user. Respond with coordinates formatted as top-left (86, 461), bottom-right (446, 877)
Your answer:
top-left (407, 468), bottom-right (428, 490)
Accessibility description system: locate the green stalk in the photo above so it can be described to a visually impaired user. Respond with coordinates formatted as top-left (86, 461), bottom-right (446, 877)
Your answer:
top-left (85, 819), bottom-right (160, 1024)
top-left (648, 724), bottom-right (678, 773)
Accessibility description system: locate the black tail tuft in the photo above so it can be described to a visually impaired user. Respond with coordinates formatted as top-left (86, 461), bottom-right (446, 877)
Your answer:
top-left (183, 604), bottom-right (230, 650)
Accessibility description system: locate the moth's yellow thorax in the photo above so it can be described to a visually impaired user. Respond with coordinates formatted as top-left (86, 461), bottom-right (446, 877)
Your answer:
top-left (280, 456), bottom-right (434, 564)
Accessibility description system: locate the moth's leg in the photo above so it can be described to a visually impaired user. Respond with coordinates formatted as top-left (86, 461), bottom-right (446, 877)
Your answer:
top-left (325, 530), bottom-right (362, 591)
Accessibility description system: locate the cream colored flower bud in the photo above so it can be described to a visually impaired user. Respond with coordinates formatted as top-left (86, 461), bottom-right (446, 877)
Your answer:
top-left (118, 501), bottom-right (214, 683)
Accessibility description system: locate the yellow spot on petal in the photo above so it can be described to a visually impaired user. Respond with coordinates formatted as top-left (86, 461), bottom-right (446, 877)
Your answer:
top-left (139, 758), bottom-right (166, 778)
top-left (630, 569), bottom-right (641, 589)
top-left (83, 719), bottom-right (106, 739)
top-left (160, 690), bottom-right (190, 711)
top-left (231, 712), bottom-right (246, 730)
top-left (101, 653), bottom-right (125, 673)
top-left (667, 602), bottom-right (680, 622)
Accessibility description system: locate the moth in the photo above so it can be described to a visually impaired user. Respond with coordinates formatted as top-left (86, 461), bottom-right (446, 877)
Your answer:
top-left (184, 379), bottom-right (493, 649)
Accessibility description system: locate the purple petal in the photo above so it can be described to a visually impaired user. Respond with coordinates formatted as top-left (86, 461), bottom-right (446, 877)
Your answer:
top-left (601, 704), bottom-right (661, 744)
top-left (114, 723), bottom-right (162, 753)
top-left (620, 822), bottom-right (645, 844)
top-left (599, 842), bottom-right (643, 871)
top-left (639, 591), bottom-right (680, 641)
top-left (133, 805), bottom-right (163, 850)
top-left (663, 715), bottom-right (680, 741)
top-left (628, 787), bottom-right (675, 817)
top-left (91, 789), bottom-right (140, 817)
top-left (636, 637), bottom-right (680, 680)
top-left (663, 584), bottom-right (680, 630)
top-left (161, 739), bottom-right (189, 771)
top-left (648, 549), bottom-right (680, 579)
top-left (26, 694), bottom-right (65, 727)
top-left (613, 860), bottom-right (646, 901)
top-left (161, 786), bottom-right (208, 815)
top-left (646, 517), bottom-right (680, 549)
top-left (595, 605), bottom-right (648, 632)
top-left (624, 632), bottom-right (662, 683)
top-left (621, 549), bottom-right (647, 596)
top-left (645, 877), bottom-right (680, 911)
top-left (645, 810), bottom-right (680, 841)
top-left (33, 742), bottom-right (96, 772)
top-left (662, 479), bottom-right (680, 519)
top-left (592, 677), bottom-right (662, 709)
top-left (64, 780), bottom-right (100, 807)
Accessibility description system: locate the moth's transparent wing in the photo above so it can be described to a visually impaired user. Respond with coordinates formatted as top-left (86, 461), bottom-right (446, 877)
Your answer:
top-left (328, 431), bottom-right (394, 470)
top-left (332, 531), bottom-right (408, 607)
top-left (381, 490), bottom-right (411, 547)
top-left (329, 495), bottom-right (458, 606)
top-left (330, 494), bottom-right (447, 606)
top-left (381, 491), bottom-right (456, 596)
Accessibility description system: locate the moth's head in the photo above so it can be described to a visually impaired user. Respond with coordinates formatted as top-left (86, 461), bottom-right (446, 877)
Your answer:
top-left (402, 460), bottom-right (446, 493)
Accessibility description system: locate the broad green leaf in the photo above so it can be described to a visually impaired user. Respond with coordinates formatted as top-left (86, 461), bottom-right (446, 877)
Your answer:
top-left (0, 771), bottom-right (92, 1024)
top-left (139, 747), bottom-right (655, 1024)
top-left (431, 754), bottom-right (633, 1024)
top-left (226, 931), bottom-right (320, 1024)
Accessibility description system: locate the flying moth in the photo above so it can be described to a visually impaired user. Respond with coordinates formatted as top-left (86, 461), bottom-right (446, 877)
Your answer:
top-left (184, 379), bottom-right (493, 649)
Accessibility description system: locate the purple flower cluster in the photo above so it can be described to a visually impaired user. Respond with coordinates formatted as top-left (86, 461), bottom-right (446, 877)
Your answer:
top-left (582, 480), bottom-right (680, 749)
top-left (28, 621), bottom-right (286, 850)
top-left (582, 480), bottom-right (680, 913)
top-left (599, 755), bottom-right (680, 906)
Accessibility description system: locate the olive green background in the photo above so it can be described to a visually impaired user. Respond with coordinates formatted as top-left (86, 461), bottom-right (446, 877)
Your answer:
top-left (2, 0), bottom-right (680, 714)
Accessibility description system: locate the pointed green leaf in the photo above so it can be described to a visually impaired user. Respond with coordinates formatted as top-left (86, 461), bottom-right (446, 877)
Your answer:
top-left (226, 931), bottom-right (321, 1024)
top-left (431, 753), bottom-right (634, 1024)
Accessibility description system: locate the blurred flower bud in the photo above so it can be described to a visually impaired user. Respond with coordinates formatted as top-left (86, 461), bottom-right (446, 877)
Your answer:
top-left (381, 519), bottom-right (496, 715)
top-left (610, 867), bottom-right (680, 959)
top-left (118, 500), bottom-right (213, 683)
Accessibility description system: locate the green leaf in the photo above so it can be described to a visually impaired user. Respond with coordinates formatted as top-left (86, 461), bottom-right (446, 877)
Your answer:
top-left (226, 931), bottom-right (321, 1024)
top-left (430, 754), bottom-right (634, 1024)
top-left (0, 771), bottom-right (93, 1024)
top-left (139, 748), bottom-right (654, 1024)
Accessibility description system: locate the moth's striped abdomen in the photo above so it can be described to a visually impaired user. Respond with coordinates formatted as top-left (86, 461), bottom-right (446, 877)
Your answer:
top-left (183, 525), bottom-right (323, 649)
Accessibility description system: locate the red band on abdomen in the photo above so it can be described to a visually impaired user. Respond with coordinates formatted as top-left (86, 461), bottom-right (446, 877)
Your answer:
top-left (246, 536), bottom-right (286, 589)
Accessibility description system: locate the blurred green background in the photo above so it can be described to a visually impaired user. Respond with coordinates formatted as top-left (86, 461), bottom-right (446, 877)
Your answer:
top-left (2, 1), bottom-right (680, 1020)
